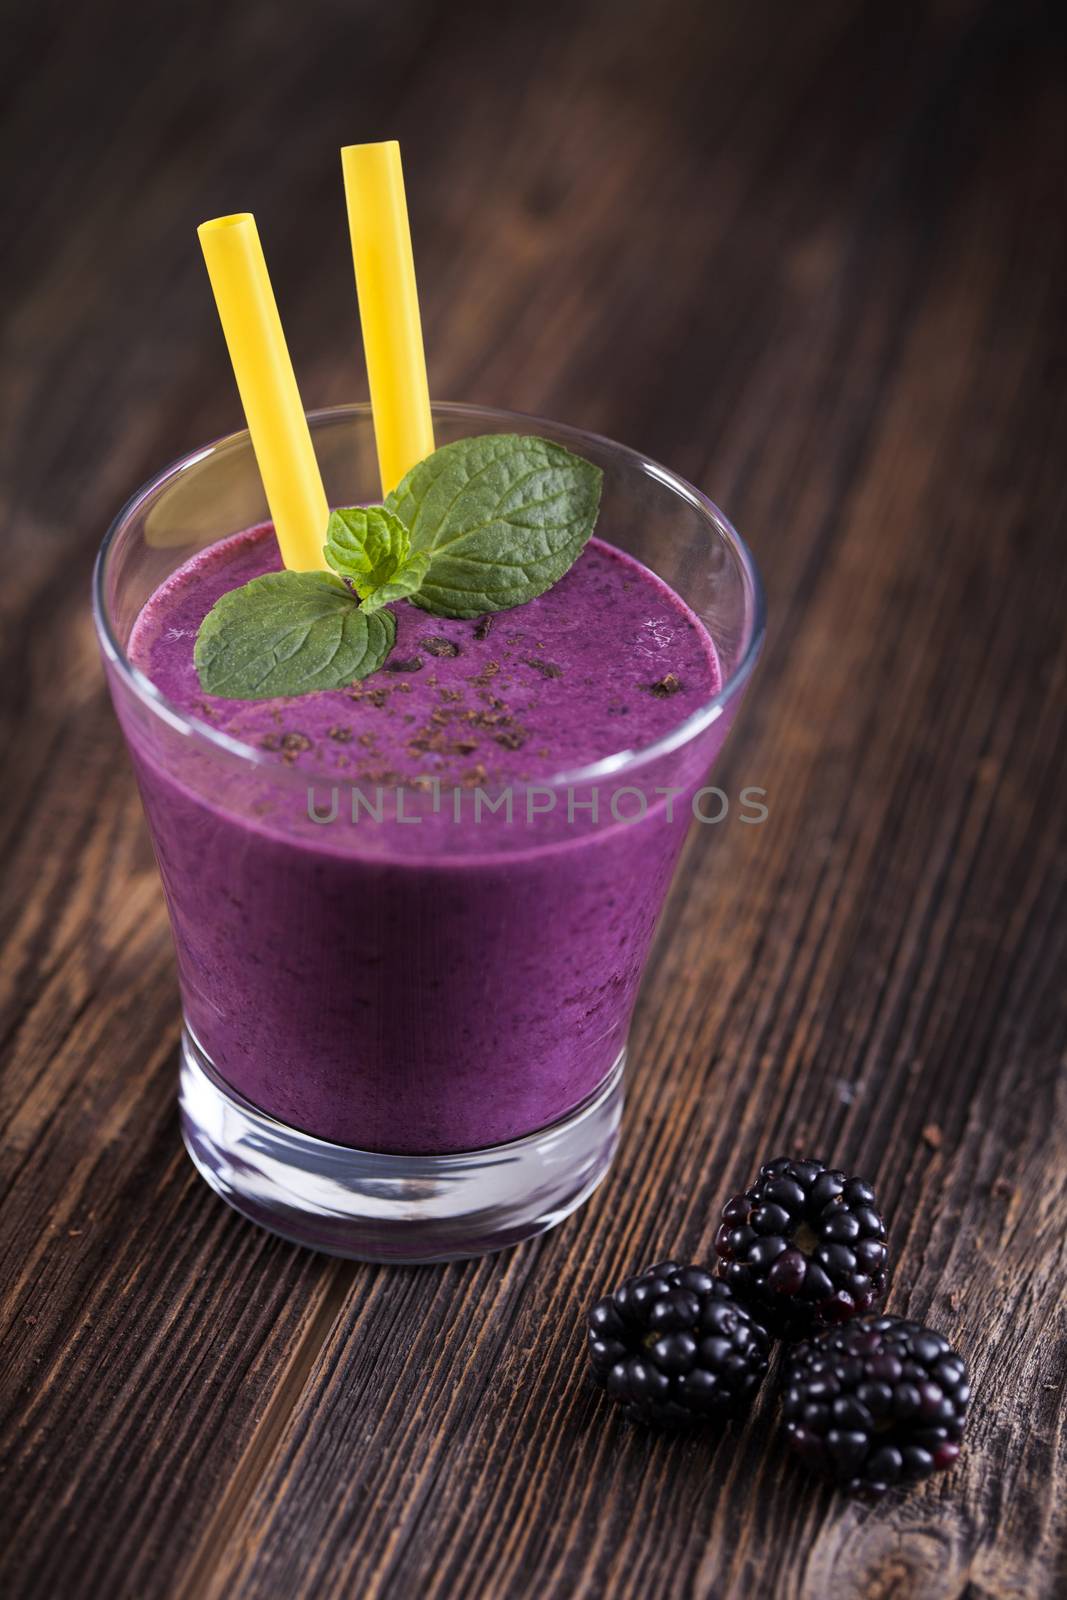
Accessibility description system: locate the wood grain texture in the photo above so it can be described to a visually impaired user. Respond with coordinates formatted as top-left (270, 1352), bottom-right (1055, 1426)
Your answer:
top-left (1, 1), bottom-right (1065, 1596)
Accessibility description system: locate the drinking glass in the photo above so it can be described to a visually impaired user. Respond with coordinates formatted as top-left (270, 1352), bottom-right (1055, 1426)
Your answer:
top-left (93, 403), bottom-right (764, 1260)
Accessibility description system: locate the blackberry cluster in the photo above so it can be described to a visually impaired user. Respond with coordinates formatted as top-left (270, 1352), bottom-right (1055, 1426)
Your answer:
top-left (584, 1153), bottom-right (971, 1495)
top-left (586, 1262), bottom-right (771, 1426)
top-left (714, 1156), bottom-right (888, 1336)
top-left (782, 1316), bottom-right (971, 1496)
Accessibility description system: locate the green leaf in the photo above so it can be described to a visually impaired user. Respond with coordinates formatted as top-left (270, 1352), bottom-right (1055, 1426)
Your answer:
top-left (324, 505), bottom-right (430, 613)
top-left (194, 570), bottom-right (396, 699)
top-left (385, 434), bottom-right (603, 618)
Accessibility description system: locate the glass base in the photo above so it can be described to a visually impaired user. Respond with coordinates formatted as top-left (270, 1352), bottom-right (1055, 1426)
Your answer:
top-left (178, 1030), bottom-right (625, 1263)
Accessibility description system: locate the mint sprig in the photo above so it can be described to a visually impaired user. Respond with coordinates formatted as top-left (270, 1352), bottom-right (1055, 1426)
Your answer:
top-left (324, 506), bottom-right (430, 612)
top-left (194, 433), bottom-right (603, 700)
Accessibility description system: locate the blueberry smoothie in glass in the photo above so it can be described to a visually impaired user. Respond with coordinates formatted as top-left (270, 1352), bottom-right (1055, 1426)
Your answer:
top-left (95, 403), bottom-right (763, 1258)
top-left (127, 521), bottom-right (720, 1153)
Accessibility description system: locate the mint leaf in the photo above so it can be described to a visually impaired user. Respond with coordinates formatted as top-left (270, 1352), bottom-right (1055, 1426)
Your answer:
top-left (385, 434), bottom-right (603, 618)
top-left (324, 505), bottom-right (430, 613)
top-left (194, 570), bottom-right (395, 699)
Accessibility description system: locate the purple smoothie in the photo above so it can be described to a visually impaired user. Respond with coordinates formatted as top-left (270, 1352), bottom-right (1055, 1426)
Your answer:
top-left (122, 524), bottom-right (726, 1152)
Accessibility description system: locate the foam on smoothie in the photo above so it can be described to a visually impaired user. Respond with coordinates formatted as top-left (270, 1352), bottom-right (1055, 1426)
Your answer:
top-left (129, 525), bottom-right (720, 785)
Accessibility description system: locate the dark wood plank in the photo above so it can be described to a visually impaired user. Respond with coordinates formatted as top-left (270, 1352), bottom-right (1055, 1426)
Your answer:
top-left (2, 1), bottom-right (1065, 1597)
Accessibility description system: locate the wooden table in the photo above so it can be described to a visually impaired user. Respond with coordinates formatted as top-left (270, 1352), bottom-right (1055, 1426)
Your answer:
top-left (2, 2), bottom-right (1064, 1595)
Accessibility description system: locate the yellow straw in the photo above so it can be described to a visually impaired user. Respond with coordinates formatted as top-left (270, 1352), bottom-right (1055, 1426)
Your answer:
top-left (341, 142), bottom-right (435, 496)
top-left (198, 214), bottom-right (328, 571)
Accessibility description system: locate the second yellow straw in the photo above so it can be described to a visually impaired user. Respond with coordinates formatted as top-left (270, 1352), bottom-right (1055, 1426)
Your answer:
top-left (342, 142), bottom-right (435, 497)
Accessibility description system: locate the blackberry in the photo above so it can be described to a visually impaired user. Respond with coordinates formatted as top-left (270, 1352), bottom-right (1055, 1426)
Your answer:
top-left (781, 1315), bottom-right (970, 1496)
top-left (586, 1262), bottom-right (771, 1426)
top-left (715, 1155), bottom-right (888, 1336)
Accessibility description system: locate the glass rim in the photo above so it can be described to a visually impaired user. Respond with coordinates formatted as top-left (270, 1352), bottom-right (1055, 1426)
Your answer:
top-left (92, 400), bottom-right (766, 790)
